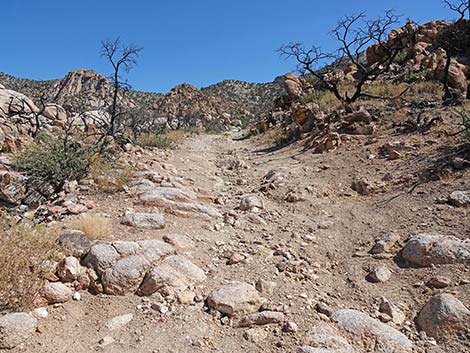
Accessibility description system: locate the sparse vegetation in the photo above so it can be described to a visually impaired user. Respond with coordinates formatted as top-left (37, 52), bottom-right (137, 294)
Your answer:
top-left (89, 156), bottom-right (134, 193)
top-left (136, 132), bottom-right (176, 149)
top-left (71, 214), bottom-right (113, 240)
top-left (14, 136), bottom-right (98, 192)
top-left (0, 212), bottom-right (58, 310)
top-left (280, 10), bottom-right (403, 110)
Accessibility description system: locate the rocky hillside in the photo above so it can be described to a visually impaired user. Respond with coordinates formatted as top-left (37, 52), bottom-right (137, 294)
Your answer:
top-left (0, 69), bottom-right (284, 130)
top-left (201, 78), bottom-right (284, 116)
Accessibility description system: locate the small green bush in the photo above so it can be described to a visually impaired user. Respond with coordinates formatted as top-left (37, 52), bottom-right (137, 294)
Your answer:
top-left (14, 137), bottom-right (97, 192)
top-left (393, 49), bottom-right (410, 65)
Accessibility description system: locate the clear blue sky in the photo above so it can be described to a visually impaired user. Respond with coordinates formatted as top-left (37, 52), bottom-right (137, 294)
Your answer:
top-left (1, 0), bottom-right (449, 92)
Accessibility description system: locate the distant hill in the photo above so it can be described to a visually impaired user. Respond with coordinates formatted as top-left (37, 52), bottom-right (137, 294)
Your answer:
top-left (0, 70), bottom-right (285, 126)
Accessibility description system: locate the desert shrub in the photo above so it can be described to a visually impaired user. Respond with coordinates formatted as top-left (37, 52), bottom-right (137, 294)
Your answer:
top-left (364, 82), bottom-right (408, 98)
top-left (165, 129), bottom-right (190, 144)
top-left (403, 69), bottom-right (428, 83)
top-left (71, 214), bottom-right (113, 240)
top-left (0, 213), bottom-right (58, 310)
top-left (409, 81), bottom-right (442, 96)
top-left (136, 132), bottom-right (175, 149)
top-left (303, 90), bottom-right (343, 111)
top-left (89, 156), bottom-right (134, 193)
top-left (455, 109), bottom-right (470, 141)
top-left (393, 48), bottom-right (410, 65)
top-left (14, 137), bottom-right (98, 192)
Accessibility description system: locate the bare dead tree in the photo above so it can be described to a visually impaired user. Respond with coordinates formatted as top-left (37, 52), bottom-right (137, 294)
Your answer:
top-left (279, 10), bottom-right (402, 111)
top-left (443, 0), bottom-right (470, 21)
top-left (100, 37), bottom-right (143, 136)
top-left (439, 1), bottom-right (470, 102)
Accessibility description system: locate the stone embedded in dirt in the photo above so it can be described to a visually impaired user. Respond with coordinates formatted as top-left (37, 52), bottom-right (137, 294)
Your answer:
top-left (370, 233), bottom-right (400, 254)
top-left (351, 177), bottom-right (383, 196)
top-left (138, 255), bottom-right (206, 296)
top-left (101, 255), bottom-right (152, 295)
top-left (139, 187), bottom-right (197, 206)
top-left (163, 233), bottom-right (195, 250)
top-left (379, 298), bottom-right (405, 326)
top-left (165, 201), bottom-right (222, 219)
top-left (57, 230), bottom-right (94, 258)
top-left (136, 240), bottom-right (176, 263)
top-left (83, 243), bottom-right (121, 276)
top-left (57, 256), bottom-right (81, 282)
top-left (42, 282), bottom-right (73, 304)
top-left (128, 178), bottom-right (157, 195)
top-left (239, 195), bottom-right (265, 211)
top-left (315, 302), bottom-right (334, 317)
top-left (84, 240), bottom-right (176, 295)
top-left (0, 312), bottom-right (38, 350)
top-left (177, 290), bottom-right (196, 304)
top-left (285, 190), bottom-right (306, 203)
top-left (427, 275), bottom-right (450, 288)
top-left (105, 314), bottom-right (133, 331)
top-left (66, 203), bottom-right (88, 215)
top-left (335, 309), bottom-right (413, 353)
top-left (235, 311), bottom-right (285, 328)
top-left (227, 252), bottom-right (245, 265)
top-left (31, 308), bottom-right (48, 320)
top-left (416, 293), bottom-right (470, 339)
top-left (206, 281), bottom-right (264, 317)
top-left (255, 279), bottom-right (277, 295)
top-left (400, 233), bottom-right (470, 267)
top-left (299, 322), bottom-right (354, 353)
top-left (99, 335), bottom-right (115, 347)
top-left (243, 327), bottom-right (268, 344)
top-left (282, 321), bottom-right (298, 333)
top-left (367, 265), bottom-right (392, 283)
top-left (120, 212), bottom-right (166, 229)
top-left (138, 186), bottom-right (222, 219)
top-left (448, 190), bottom-right (470, 207)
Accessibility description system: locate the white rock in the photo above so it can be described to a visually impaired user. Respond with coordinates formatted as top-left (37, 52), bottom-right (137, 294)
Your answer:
top-left (120, 212), bottom-right (166, 229)
top-left (400, 233), bottom-right (470, 267)
top-left (42, 282), bottom-right (73, 304)
top-left (417, 294), bottom-right (470, 339)
top-left (240, 195), bottom-right (265, 211)
top-left (335, 309), bottom-right (413, 353)
top-left (206, 281), bottom-right (264, 316)
top-left (57, 256), bottom-right (81, 282)
top-left (31, 307), bottom-right (48, 320)
top-left (0, 312), bottom-right (38, 349)
top-left (138, 255), bottom-right (206, 296)
top-left (105, 314), bottom-right (134, 331)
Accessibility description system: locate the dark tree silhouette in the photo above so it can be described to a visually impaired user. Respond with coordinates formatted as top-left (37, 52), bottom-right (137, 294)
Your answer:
top-left (439, 0), bottom-right (470, 101)
top-left (443, 0), bottom-right (470, 21)
top-left (100, 37), bottom-right (143, 136)
top-left (279, 10), bottom-right (402, 111)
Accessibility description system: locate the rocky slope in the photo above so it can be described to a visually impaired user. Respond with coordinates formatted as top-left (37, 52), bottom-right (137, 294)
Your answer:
top-left (0, 69), bottom-right (284, 131)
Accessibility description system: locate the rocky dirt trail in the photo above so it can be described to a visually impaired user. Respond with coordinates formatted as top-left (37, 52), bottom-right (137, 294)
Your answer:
top-left (4, 132), bottom-right (469, 353)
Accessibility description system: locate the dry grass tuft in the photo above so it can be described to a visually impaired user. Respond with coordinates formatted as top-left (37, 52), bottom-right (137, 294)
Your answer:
top-left (72, 214), bottom-right (113, 240)
top-left (89, 156), bottom-right (134, 193)
top-left (0, 212), bottom-right (59, 310)
top-left (409, 81), bottom-right (442, 96)
top-left (136, 130), bottom-right (192, 149)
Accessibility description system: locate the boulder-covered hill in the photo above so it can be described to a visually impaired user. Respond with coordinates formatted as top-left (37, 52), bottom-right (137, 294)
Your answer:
top-left (0, 69), bottom-right (284, 124)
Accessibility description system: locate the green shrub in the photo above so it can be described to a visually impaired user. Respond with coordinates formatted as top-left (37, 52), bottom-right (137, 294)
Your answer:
top-left (393, 49), bottom-right (410, 65)
top-left (14, 137), bottom-right (98, 192)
